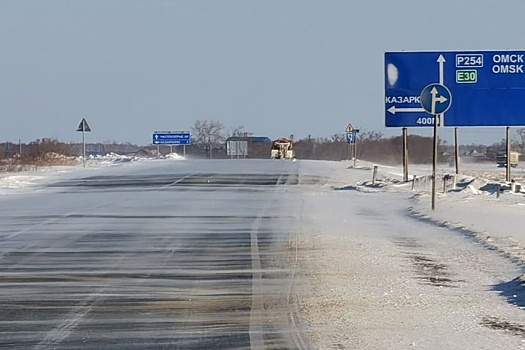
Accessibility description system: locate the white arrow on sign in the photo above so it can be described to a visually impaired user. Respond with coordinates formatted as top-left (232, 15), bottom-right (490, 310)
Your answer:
top-left (437, 55), bottom-right (446, 126)
top-left (387, 106), bottom-right (426, 115)
top-left (437, 55), bottom-right (445, 85)
top-left (430, 87), bottom-right (448, 115)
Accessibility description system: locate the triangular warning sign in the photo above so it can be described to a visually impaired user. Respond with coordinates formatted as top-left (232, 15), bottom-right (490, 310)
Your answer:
top-left (76, 118), bottom-right (91, 132)
top-left (345, 123), bottom-right (354, 133)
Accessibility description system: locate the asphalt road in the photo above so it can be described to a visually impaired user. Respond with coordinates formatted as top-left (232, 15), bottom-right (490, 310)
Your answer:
top-left (0, 159), bottom-right (316, 349)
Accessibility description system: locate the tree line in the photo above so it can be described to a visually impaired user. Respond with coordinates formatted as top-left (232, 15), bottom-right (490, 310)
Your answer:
top-left (2, 120), bottom-right (525, 167)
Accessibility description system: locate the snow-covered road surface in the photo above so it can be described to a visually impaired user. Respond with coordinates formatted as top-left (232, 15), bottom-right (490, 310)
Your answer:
top-left (0, 157), bottom-right (524, 349)
top-left (0, 159), bottom-right (308, 349)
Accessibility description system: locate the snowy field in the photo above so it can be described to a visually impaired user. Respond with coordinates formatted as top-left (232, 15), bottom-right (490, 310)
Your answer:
top-left (1, 155), bottom-right (525, 349)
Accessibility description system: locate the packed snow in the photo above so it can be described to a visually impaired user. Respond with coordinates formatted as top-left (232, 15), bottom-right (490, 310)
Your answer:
top-left (0, 152), bottom-right (185, 195)
top-left (290, 159), bottom-right (525, 349)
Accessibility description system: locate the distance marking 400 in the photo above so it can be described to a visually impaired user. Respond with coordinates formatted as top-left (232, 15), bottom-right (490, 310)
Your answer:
top-left (416, 117), bottom-right (436, 125)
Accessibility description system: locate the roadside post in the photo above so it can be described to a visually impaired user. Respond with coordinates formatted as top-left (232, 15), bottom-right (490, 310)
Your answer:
top-left (506, 127), bottom-right (511, 182)
top-left (454, 127), bottom-right (460, 175)
top-left (420, 83), bottom-right (452, 210)
top-left (372, 165), bottom-right (378, 185)
top-left (345, 123), bottom-right (353, 162)
top-left (402, 128), bottom-right (408, 182)
top-left (76, 118), bottom-right (91, 168)
top-left (345, 123), bottom-right (359, 167)
top-left (353, 130), bottom-right (359, 167)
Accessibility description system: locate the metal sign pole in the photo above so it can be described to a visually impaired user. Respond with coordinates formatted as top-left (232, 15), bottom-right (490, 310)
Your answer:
top-left (454, 127), bottom-right (460, 175)
top-left (506, 127), bottom-right (511, 182)
top-left (353, 138), bottom-right (357, 167)
top-left (76, 118), bottom-right (91, 168)
top-left (402, 128), bottom-right (408, 182)
top-left (82, 128), bottom-right (86, 168)
top-left (431, 114), bottom-right (439, 210)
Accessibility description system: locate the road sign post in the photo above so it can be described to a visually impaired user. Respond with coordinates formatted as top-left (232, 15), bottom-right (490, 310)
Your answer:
top-left (402, 128), bottom-right (408, 182)
top-left (345, 125), bottom-right (359, 167)
top-left (431, 115), bottom-right (439, 211)
top-left (454, 127), bottom-right (460, 175)
top-left (418, 82), bottom-right (452, 209)
top-left (76, 118), bottom-right (91, 168)
top-left (506, 127), bottom-right (511, 182)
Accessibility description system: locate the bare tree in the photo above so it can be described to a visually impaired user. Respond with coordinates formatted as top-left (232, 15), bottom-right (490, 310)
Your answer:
top-left (358, 131), bottom-right (384, 142)
top-left (228, 125), bottom-right (250, 138)
top-left (191, 120), bottom-right (225, 158)
top-left (330, 133), bottom-right (345, 142)
top-left (513, 128), bottom-right (525, 154)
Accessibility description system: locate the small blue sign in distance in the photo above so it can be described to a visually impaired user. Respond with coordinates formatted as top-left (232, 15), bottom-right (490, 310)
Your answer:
top-left (346, 132), bottom-right (356, 144)
top-left (385, 51), bottom-right (525, 127)
top-left (152, 132), bottom-right (191, 145)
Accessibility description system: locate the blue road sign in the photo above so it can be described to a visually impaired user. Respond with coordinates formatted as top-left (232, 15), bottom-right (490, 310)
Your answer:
top-left (152, 132), bottom-right (191, 145)
top-left (420, 83), bottom-right (452, 115)
top-left (346, 132), bottom-right (356, 144)
top-left (385, 51), bottom-right (525, 127)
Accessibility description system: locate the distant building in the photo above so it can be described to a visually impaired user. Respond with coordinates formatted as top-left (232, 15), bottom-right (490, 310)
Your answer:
top-left (225, 136), bottom-right (272, 158)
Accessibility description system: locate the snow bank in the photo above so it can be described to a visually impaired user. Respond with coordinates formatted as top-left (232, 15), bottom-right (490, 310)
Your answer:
top-left (0, 152), bottom-right (184, 195)
top-left (299, 162), bottom-right (525, 349)
top-left (338, 160), bottom-right (525, 267)
top-left (162, 153), bottom-right (185, 160)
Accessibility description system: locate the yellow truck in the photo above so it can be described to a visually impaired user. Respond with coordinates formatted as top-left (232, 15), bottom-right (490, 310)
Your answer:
top-left (270, 138), bottom-right (294, 159)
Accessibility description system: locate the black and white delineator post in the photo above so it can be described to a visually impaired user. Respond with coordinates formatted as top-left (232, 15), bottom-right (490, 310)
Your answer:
top-left (76, 118), bottom-right (91, 168)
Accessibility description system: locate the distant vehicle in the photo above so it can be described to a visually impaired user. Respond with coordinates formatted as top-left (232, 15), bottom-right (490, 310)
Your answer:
top-left (496, 151), bottom-right (519, 168)
top-left (270, 138), bottom-right (294, 159)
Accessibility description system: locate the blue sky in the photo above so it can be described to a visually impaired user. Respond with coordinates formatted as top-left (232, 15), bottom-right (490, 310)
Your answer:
top-left (1, 0), bottom-right (524, 146)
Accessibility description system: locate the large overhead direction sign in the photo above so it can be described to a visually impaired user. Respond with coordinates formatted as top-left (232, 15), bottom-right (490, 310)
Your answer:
top-left (385, 51), bottom-right (525, 127)
top-left (152, 131), bottom-right (191, 145)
